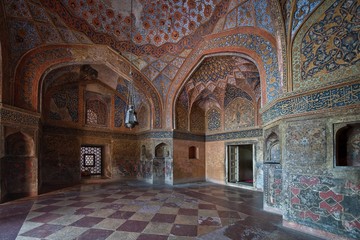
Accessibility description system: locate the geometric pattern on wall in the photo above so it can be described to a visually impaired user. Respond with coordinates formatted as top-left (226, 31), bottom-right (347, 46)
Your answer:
top-left (86, 99), bottom-right (108, 126)
top-left (289, 174), bottom-right (360, 239)
top-left (293, 0), bottom-right (360, 90)
top-left (80, 146), bottom-right (102, 175)
top-left (190, 104), bottom-right (205, 133)
top-left (175, 103), bottom-right (188, 131)
top-left (264, 164), bottom-right (282, 210)
top-left (207, 108), bottom-right (221, 131)
top-left (225, 97), bottom-right (255, 130)
top-left (285, 120), bottom-right (326, 165)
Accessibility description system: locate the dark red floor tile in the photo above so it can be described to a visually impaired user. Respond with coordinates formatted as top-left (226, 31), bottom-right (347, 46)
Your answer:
top-left (108, 210), bottom-right (135, 219)
top-left (0, 213), bottom-right (29, 240)
top-left (98, 198), bottom-right (117, 203)
top-left (96, 194), bottom-right (112, 198)
top-left (36, 199), bottom-right (61, 205)
top-left (151, 213), bottom-right (176, 223)
top-left (142, 193), bottom-right (157, 196)
top-left (77, 228), bottom-right (113, 240)
top-left (121, 195), bottom-right (139, 199)
top-left (33, 205), bottom-right (62, 212)
top-left (74, 207), bottom-right (96, 215)
top-left (117, 220), bottom-right (149, 232)
top-left (137, 234), bottom-right (168, 240)
top-left (198, 203), bottom-right (217, 210)
top-left (70, 216), bottom-right (105, 228)
top-left (21, 224), bottom-right (64, 238)
top-left (28, 213), bottom-right (63, 223)
top-left (171, 224), bottom-right (197, 236)
top-left (178, 208), bottom-right (198, 216)
top-left (68, 201), bottom-right (92, 207)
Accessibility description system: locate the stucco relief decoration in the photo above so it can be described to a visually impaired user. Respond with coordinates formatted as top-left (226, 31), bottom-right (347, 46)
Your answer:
top-left (190, 104), bottom-right (205, 133)
top-left (225, 98), bottom-right (255, 130)
top-left (285, 121), bottom-right (326, 165)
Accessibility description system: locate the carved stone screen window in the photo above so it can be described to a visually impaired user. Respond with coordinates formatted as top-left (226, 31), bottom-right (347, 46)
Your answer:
top-left (84, 154), bottom-right (95, 167)
top-left (80, 146), bottom-right (102, 175)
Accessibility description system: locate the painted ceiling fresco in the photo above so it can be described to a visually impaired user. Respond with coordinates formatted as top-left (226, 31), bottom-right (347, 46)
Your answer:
top-left (2, 0), bottom-right (326, 107)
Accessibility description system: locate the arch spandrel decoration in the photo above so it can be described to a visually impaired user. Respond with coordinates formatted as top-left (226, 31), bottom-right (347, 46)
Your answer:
top-left (13, 45), bottom-right (163, 128)
top-left (292, 0), bottom-right (360, 91)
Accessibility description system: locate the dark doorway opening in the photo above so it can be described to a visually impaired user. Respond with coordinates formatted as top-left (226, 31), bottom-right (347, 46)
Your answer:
top-left (227, 144), bottom-right (253, 185)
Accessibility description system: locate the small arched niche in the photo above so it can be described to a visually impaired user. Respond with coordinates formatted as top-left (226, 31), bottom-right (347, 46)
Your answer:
top-left (5, 132), bottom-right (35, 156)
top-left (3, 132), bottom-right (36, 201)
top-left (155, 143), bottom-right (169, 158)
top-left (336, 123), bottom-right (360, 167)
top-left (189, 146), bottom-right (199, 159)
top-left (265, 132), bottom-right (280, 164)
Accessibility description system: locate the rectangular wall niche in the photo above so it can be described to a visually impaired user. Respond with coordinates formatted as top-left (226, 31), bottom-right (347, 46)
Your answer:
top-left (80, 146), bottom-right (102, 175)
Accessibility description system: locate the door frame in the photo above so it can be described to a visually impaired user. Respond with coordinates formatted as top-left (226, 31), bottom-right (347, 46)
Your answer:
top-left (225, 140), bottom-right (257, 189)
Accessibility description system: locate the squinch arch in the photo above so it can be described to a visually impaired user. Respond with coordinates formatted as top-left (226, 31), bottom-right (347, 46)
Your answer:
top-left (168, 27), bottom-right (282, 129)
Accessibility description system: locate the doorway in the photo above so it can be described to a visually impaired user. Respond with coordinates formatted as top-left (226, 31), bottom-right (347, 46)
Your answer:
top-left (227, 144), bottom-right (254, 185)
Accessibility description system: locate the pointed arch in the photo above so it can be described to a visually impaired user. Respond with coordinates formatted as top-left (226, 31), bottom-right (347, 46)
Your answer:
top-left (13, 44), bottom-right (163, 128)
top-left (170, 27), bottom-right (281, 129)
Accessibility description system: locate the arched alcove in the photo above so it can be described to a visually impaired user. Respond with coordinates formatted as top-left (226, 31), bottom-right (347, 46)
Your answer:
top-left (265, 132), bottom-right (280, 164)
top-left (264, 131), bottom-right (282, 213)
top-left (336, 123), bottom-right (360, 167)
top-left (2, 132), bottom-right (37, 201)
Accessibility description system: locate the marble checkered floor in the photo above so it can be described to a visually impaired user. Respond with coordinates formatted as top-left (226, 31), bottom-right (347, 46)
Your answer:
top-left (0, 180), bottom-right (323, 240)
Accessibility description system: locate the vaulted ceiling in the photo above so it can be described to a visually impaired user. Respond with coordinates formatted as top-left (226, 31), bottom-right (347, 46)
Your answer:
top-left (1, 0), bottom-right (328, 117)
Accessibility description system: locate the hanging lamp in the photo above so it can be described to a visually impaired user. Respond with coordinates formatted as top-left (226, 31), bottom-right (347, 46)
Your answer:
top-left (124, 0), bottom-right (138, 129)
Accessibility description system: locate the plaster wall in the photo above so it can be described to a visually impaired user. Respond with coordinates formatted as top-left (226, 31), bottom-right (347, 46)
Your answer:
top-left (112, 138), bottom-right (139, 178)
top-left (206, 138), bottom-right (264, 190)
top-left (205, 140), bottom-right (225, 184)
top-left (173, 139), bottom-right (205, 184)
top-left (41, 133), bottom-right (81, 191)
